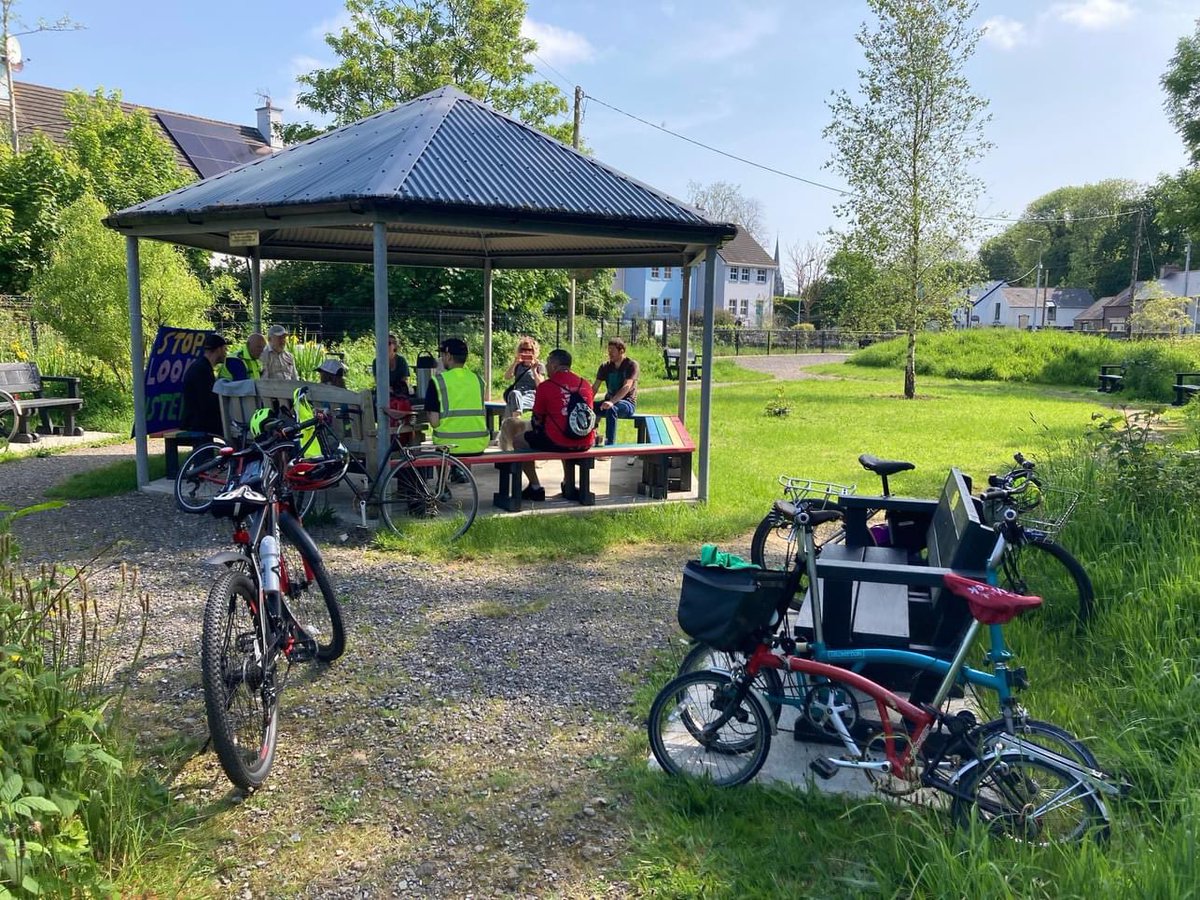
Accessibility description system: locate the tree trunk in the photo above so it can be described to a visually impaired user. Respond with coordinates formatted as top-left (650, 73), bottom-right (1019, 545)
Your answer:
top-left (904, 327), bottom-right (917, 399)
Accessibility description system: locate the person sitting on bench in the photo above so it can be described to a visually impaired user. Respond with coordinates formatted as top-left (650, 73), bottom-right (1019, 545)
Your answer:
top-left (592, 337), bottom-right (639, 448)
top-left (181, 333), bottom-right (229, 438)
top-left (501, 348), bottom-right (595, 501)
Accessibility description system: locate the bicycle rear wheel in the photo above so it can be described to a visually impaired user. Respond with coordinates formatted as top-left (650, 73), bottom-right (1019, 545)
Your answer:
top-left (0, 389), bottom-right (18, 450)
top-left (975, 717), bottom-right (1098, 768)
top-left (278, 512), bottom-right (345, 662)
top-left (678, 641), bottom-right (786, 724)
top-left (1001, 536), bottom-right (1094, 624)
top-left (379, 454), bottom-right (478, 540)
top-left (750, 512), bottom-right (799, 573)
top-left (201, 569), bottom-right (278, 790)
top-left (648, 670), bottom-right (772, 787)
top-left (175, 443), bottom-right (232, 513)
top-left (951, 750), bottom-right (1110, 845)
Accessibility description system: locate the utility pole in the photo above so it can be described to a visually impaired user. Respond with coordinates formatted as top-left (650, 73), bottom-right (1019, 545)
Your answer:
top-left (1026, 237), bottom-right (1043, 330)
top-left (1128, 208), bottom-right (1145, 329)
top-left (1184, 237), bottom-right (1194, 335)
top-left (1, 4), bottom-right (85, 152)
top-left (567, 85), bottom-right (583, 346)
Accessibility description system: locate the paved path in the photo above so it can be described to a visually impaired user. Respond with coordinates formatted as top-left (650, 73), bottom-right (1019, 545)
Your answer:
top-left (725, 352), bottom-right (850, 380)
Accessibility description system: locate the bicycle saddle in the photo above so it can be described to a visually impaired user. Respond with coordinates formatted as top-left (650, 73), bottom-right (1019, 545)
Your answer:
top-left (858, 454), bottom-right (916, 477)
top-left (942, 573), bottom-right (1042, 625)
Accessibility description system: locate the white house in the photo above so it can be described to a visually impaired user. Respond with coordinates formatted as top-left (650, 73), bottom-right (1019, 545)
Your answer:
top-left (963, 281), bottom-right (1095, 330)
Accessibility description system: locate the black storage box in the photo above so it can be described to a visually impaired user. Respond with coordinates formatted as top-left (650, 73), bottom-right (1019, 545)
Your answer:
top-left (677, 561), bottom-right (792, 651)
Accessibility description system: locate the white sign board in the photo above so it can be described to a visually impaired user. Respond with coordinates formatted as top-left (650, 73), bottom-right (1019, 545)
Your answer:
top-left (228, 230), bottom-right (260, 247)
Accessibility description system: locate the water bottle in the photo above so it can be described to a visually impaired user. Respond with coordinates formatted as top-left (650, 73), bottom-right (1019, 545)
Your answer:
top-left (259, 535), bottom-right (281, 594)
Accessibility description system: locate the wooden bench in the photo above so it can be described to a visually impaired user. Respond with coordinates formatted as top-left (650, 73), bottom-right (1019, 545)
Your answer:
top-left (151, 428), bottom-right (213, 478)
top-left (484, 400), bottom-right (506, 439)
top-left (663, 348), bottom-right (702, 381)
top-left (0, 361), bottom-right (84, 443)
top-left (1173, 373), bottom-right (1200, 406)
top-left (631, 413), bottom-right (695, 498)
top-left (1098, 364), bottom-right (1125, 393)
top-left (454, 415), bottom-right (696, 512)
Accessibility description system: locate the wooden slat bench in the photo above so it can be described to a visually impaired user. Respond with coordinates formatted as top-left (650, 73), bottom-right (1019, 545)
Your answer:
top-left (0, 361), bottom-right (84, 443)
top-left (1173, 372), bottom-right (1200, 406)
top-left (1098, 364), bottom-right (1125, 393)
top-left (663, 348), bottom-right (702, 381)
top-left (150, 429), bottom-right (214, 478)
top-left (631, 413), bottom-right (695, 498)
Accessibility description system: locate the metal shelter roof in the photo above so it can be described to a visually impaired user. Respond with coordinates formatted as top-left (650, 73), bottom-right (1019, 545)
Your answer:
top-left (104, 86), bottom-right (736, 267)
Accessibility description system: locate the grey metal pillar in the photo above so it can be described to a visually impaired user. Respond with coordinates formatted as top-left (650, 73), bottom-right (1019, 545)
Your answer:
top-left (567, 277), bottom-right (576, 345)
top-left (126, 236), bottom-right (149, 488)
top-left (250, 248), bottom-right (262, 333)
top-left (677, 265), bottom-right (692, 421)
top-left (372, 223), bottom-right (390, 471)
top-left (698, 245), bottom-right (717, 502)
top-left (483, 260), bottom-right (494, 399)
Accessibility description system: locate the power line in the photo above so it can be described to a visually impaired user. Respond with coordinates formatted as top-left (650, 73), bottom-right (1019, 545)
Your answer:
top-left (530, 52), bottom-right (574, 94)
top-left (583, 90), bottom-right (1141, 226)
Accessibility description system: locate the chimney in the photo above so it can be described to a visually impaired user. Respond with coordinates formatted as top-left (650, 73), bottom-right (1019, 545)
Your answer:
top-left (255, 98), bottom-right (284, 149)
top-left (1161, 263), bottom-right (1182, 279)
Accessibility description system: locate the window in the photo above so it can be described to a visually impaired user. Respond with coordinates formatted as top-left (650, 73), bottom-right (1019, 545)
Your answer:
top-left (756, 269), bottom-right (767, 284)
top-left (664, 266), bottom-right (673, 279)
top-left (755, 300), bottom-right (764, 317)
top-left (1047, 305), bottom-right (1057, 323)
top-left (650, 266), bottom-right (660, 279)
top-left (993, 302), bottom-right (1001, 322)
top-left (740, 268), bottom-right (751, 283)
top-left (741, 299), bottom-right (750, 314)
top-left (728, 267), bottom-right (739, 283)
top-left (728, 300), bottom-right (737, 310)
top-left (650, 297), bottom-right (659, 314)
top-left (663, 298), bottom-right (672, 311)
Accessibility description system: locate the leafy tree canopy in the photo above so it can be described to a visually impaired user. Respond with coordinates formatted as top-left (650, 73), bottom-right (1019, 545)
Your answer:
top-left (1163, 18), bottom-right (1200, 164)
top-left (294, 0), bottom-right (571, 143)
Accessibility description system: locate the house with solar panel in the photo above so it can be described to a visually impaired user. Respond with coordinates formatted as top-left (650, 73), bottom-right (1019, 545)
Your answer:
top-left (0, 81), bottom-right (282, 178)
top-left (613, 226), bottom-right (778, 325)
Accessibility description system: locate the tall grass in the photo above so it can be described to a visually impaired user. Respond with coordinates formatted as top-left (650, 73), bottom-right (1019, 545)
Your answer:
top-left (853, 330), bottom-right (1200, 403)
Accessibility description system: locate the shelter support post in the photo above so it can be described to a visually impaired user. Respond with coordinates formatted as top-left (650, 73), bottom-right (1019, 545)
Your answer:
top-left (568, 277), bottom-right (576, 345)
top-left (126, 236), bottom-right (149, 488)
top-left (373, 223), bottom-right (390, 473)
top-left (698, 244), bottom-right (717, 502)
top-left (483, 260), bottom-right (493, 399)
top-left (250, 248), bottom-right (262, 333)
top-left (678, 264), bottom-right (691, 421)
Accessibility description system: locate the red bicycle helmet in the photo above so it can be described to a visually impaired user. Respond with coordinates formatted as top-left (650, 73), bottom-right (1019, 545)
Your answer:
top-left (284, 439), bottom-right (350, 491)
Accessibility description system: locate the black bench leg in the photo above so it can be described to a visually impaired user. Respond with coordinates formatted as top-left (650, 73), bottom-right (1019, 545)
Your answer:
top-left (492, 462), bottom-right (523, 512)
top-left (165, 439), bottom-right (181, 479)
top-left (576, 459), bottom-right (595, 506)
top-left (13, 411), bottom-right (37, 443)
top-left (63, 409), bottom-right (82, 436)
top-left (677, 453), bottom-right (693, 492)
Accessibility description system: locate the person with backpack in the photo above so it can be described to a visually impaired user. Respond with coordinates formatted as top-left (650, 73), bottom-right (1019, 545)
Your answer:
top-left (500, 347), bottom-right (595, 501)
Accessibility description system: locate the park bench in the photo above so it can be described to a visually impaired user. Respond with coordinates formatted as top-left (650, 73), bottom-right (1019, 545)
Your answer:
top-left (795, 468), bottom-right (995, 695)
top-left (663, 348), bottom-right (702, 381)
top-left (456, 414), bottom-right (696, 512)
top-left (1097, 364), bottom-right (1125, 393)
top-left (0, 361), bottom-right (84, 443)
top-left (152, 428), bottom-right (213, 478)
top-left (1173, 373), bottom-right (1200, 406)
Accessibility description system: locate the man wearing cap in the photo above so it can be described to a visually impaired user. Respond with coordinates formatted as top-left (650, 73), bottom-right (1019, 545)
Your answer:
top-left (424, 338), bottom-right (487, 455)
top-left (316, 358), bottom-right (347, 389)
top-left (262, 324), bottom-right (298, 380)
top-left (181, 333), bottom-right (229, 437)
top-left (219, 332), bottom-right (265, 381)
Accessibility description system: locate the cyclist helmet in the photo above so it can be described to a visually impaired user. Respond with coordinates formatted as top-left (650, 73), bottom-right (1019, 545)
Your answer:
top-left (249, 406), bottom-right (283, 439)
top-left (284, 438), bottom-right (350, 491)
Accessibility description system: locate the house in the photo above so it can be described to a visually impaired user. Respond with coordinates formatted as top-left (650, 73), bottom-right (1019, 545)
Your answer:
top-left (0, 81), bottom-right (282, 178)
top-left (963, 280), bottom-right (1094, 330)
top-left (1076, 265), bottom-right (1200, 335)
top-left (1074, 292), bottom-right (1130, 335)
top-left (614, 226), bottom-right (778, 325)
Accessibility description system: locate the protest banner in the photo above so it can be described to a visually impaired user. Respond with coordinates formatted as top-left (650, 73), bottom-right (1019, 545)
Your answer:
top-left (142, 326), bottom-right (211, 434)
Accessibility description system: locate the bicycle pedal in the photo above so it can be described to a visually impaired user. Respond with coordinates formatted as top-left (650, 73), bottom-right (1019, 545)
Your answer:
top-left (809, 757), bottom-right (840, 780)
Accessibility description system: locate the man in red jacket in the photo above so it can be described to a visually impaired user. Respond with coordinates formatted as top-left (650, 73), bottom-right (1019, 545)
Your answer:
top-left (500, 347), bottom-right (594, 501)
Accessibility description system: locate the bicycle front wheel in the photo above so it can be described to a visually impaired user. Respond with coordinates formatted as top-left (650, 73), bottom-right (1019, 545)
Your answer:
top-left (952, 750), bottom-right (1110, 845)
top-left (1001, 537), bottom-right (1094, 624)
top-left (648, 670), bottom-right (772, 787)
top-left (678, 641), bottom-right (786, 724)
top-left (201, 569), bottom-right (278, 790)
top-left (379, 454), bottom-right (478, 540)
top-left (278, 511), bottom-right (345, 662)
top-left (175, 443), bottom-right (232, 513)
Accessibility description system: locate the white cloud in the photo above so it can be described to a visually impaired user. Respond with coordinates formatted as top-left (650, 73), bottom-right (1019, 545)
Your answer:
top-left (309, 10), bottom-right (354, 41)
top-left (674, 8), bottom-right (780, 63)
top-left (981, 15), bottom-right (1028, 50)
top-left (1051, 0), bottom-right (1136, 30)
top-left (521, 19), bottom-right (596, 67)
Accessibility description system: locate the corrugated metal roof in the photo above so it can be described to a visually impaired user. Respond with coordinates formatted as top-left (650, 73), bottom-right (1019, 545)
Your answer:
top-left (105, 86), bottom-right (734, 269)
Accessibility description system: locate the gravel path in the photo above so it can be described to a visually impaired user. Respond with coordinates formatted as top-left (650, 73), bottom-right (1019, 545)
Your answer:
top-left (725, 352), bottom-right (849, 380)
top-left (2, 446), bottom-right (734, 897)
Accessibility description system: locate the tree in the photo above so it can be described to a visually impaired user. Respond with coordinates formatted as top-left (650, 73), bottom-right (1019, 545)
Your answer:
top-left (819, 248), bottom-right (890, 330)
top-left (825, 0), bottom-right (990, 398)
top-left (30, 194), bottom-right (213, 387)
top-left (1130, 280), bottom-right (1190, 335)
top-left (685, 181), bottom-right (768, 248)
top-left (1163, 18), bottom-right (1200, 164)
top-left (785, 240), bottom-right (830, 325)
top-left (294, 0), bottom-right (570, 142)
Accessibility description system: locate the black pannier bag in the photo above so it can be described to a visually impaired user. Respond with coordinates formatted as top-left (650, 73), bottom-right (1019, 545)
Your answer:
top-left (677, 561), bottom-right (792, 652)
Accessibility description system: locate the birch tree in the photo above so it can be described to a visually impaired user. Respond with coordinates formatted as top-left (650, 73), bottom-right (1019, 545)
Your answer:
top-left (825, 0), bottom-right (990, 397)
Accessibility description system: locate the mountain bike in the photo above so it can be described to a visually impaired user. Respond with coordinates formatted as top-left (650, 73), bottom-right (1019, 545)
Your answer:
top-left (651, 549), bottom-right (1125, 844)
top-left (200, 407), bottom-right (346, 790)
top-left (751, 452), bottom-right (1094, 623)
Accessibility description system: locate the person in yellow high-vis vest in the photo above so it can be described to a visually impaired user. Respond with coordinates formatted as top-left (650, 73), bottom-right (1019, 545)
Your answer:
top-left (218, 332), bottom-right (265, 380)
top-left (424, 338), bottom-right (488, 455)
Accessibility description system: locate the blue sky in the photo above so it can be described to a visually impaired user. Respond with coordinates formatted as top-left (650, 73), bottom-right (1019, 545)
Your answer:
top-left (12, 0), bottom-right (1197, 276)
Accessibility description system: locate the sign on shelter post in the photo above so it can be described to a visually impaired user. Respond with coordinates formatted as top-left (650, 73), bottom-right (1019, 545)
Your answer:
top-left (141, 326), bottom-right (210, 434)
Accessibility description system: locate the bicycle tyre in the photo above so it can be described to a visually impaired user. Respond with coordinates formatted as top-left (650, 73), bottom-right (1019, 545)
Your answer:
top-left (1002, 536), bottom-right (1094, 624)
top-left (678, 642), bottom-right (786, 724)
top-left (379, 454), bottom-right (478, 540)
top-left (974, 717), bottom-right (1098, 769)
top-left (0, 389), bottom-right (18, 450)
top-left (648, 670), bottom-right (772, 787)
top-left (278, 511), bottom-right (346, 662)
top-left (175, 443), bottom-right (232, 513)
top-left (201, 569), bottom-right (279, 790)
top-left (951, 750), bottom-right (1110, 845)
top-left (750, 512), bottom-right (799, 574)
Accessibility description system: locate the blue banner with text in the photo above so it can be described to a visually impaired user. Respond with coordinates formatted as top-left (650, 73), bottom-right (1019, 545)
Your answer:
top-left (143, 326), bottom-right (210, 434)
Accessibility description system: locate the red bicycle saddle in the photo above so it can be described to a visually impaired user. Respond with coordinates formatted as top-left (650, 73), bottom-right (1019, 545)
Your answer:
top-left (942, 572), bottom-right (1042, 625)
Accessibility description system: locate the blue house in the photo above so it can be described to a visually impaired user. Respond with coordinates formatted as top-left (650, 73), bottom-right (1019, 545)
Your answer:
top-left (614, 227), bottom-right (778, 325)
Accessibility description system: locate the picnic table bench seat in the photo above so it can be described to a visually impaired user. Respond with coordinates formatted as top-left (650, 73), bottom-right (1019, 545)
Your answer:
top-left (1098, 364), bottom-right (1125, 393)
top-left (1173, 372), bottom-right (1200, 406)
top-left (663, 348), bottom-right (702, 381)
top-left (0, 361), bottom-right (84, 443)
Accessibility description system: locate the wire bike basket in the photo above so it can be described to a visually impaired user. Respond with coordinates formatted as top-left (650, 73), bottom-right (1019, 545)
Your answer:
top-left (1017, 486), bottom-right (1080, 539)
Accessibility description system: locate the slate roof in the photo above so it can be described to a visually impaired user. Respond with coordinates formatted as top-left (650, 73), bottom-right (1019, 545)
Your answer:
top-left (717, 228), bottom-right (776, 268)
top-left (105, 86), bottom-right (735, 269)
top-left (970, 282), bottom-right (1094, 311)
top-left (1, 81), bottom-right (272, 179)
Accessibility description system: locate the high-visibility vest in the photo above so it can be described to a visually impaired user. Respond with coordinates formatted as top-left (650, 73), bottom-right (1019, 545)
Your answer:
top-left (432, 368), bottom-right (487, 454)
top-left (293, 390), bottom-right (322, 458)
top-left (218, 345), bottom-right (262, 381)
